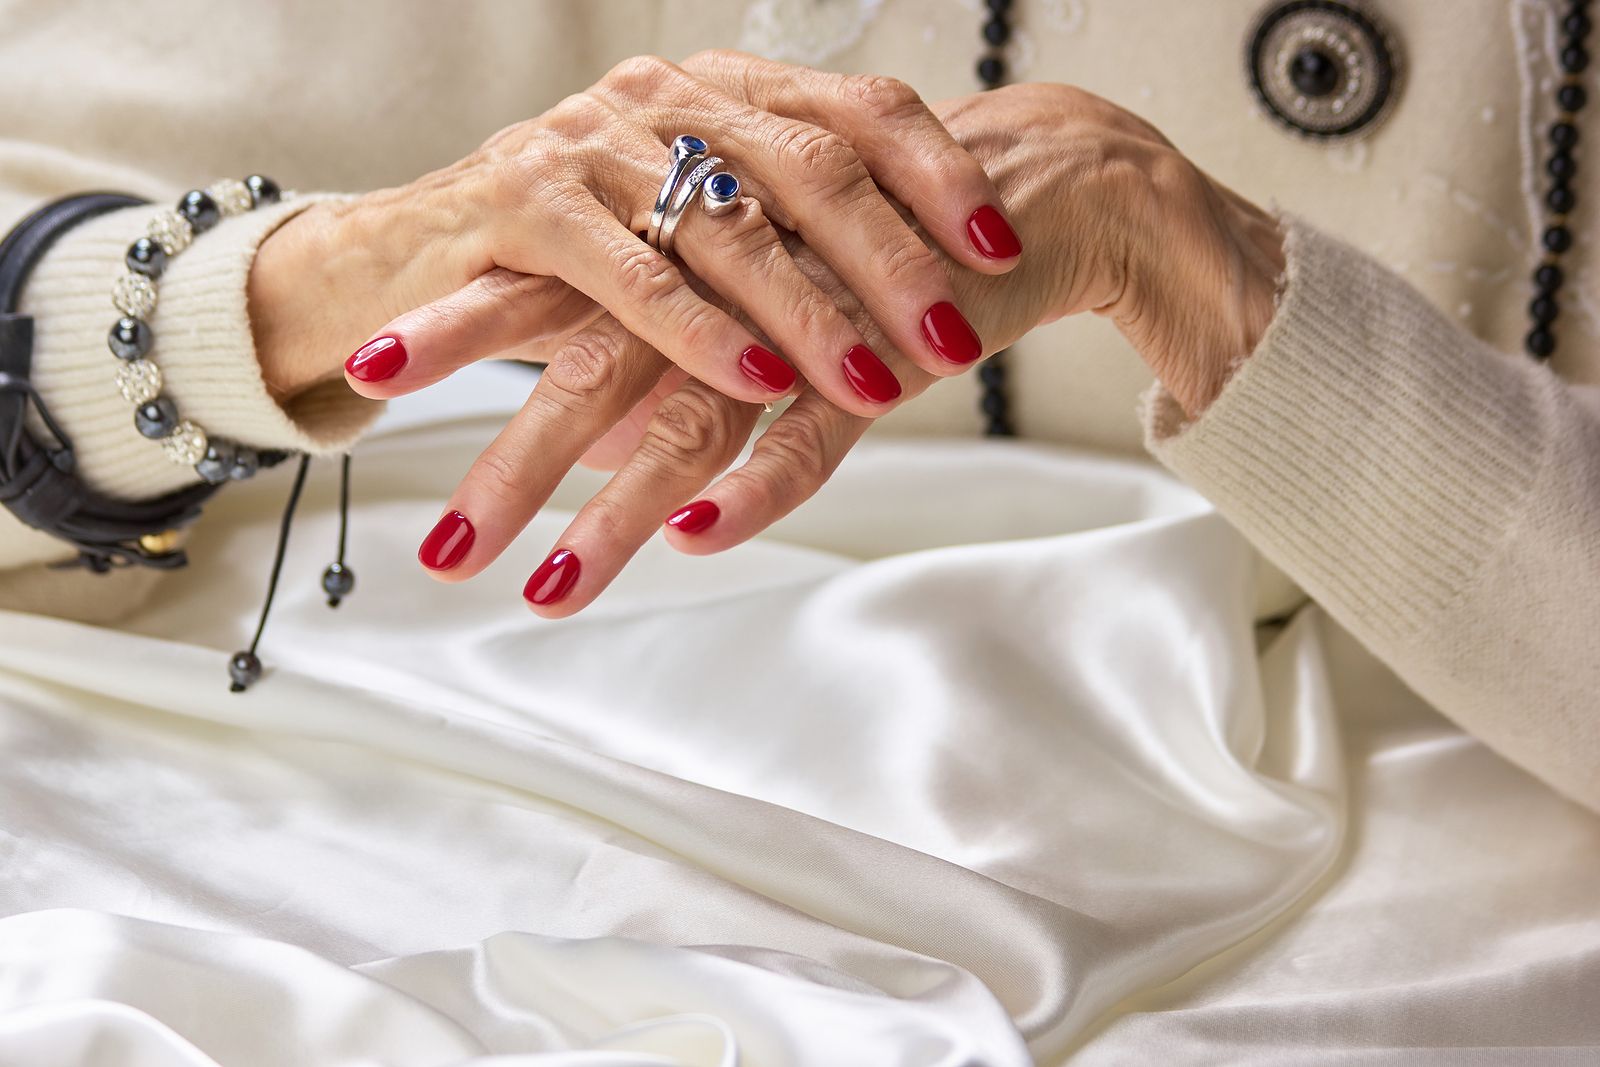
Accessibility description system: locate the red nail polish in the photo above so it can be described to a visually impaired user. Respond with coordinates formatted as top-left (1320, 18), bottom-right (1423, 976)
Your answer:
top-left (739, 345), bottom-right (797, 394)
top-left (921, 302), bottom-right (983, 365)
top-left (418, 510), bottom-right (475, 571)
top-left (346, 336), bottom-right (407, 382)
top-left (841, 344), bottom-right (902, 404)
top-left (665, 499), bottom-right (720, 535)
top-left (966, 205), bottom-right (1022, 260)
top-left (524, 548), bottom-right (581, 606)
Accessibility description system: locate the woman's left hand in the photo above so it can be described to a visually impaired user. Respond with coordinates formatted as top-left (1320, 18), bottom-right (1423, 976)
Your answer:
top-left (378, 80), bottom-right (1286, 613)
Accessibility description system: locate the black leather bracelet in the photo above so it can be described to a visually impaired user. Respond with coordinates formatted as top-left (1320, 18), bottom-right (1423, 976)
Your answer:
top-left (0, 193), bottom-right (221, 571)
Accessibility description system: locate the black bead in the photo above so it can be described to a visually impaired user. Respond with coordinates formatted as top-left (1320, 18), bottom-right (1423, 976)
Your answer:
top-left (1530, 294), bottom-right (1560, 323)
top-left (134, 396), bottom-right (179, 439)
top-left (984, 418), bottom-right (1015, 438)
top-left (1535, 264), bottom-right (1565, 292)
top-left (977, 361), bottom-right (1007, 388)
top-left (196, 441), bottom-right (236, 485)
top-left (1525, 328), bottom-right (1557, 357)
top-left (1566, 11), bottom-right (1592, 39)
top-left (1544, 224), bottom-right (1574, 253)
top-left (321, 563), bottom-right (355, 607)
top-left (977, 56), bottom-right (1005, 86)
top-left (1548, 184), bottom-right (1577, 214)
top-left (245, 174), bottom-right (281, 207)
top-left (984, 0), bottom-right (1013, 12)
top-left (125, 237), bottom-right (168, 279)
top-left (983, 16), bottom-right (1011, 46)
top-left (177, 189), bottom-right (221, 233)
top-left (980, 389), bottom-right (1009, 420)
top-left (108, 316), bottom-right (153, 360)
top-left (1290, 48), bottom-right (1341, 97)
top-left (228, 650), bottom-right (262, 692)
top-left (1547, 151), bottom-right (1577, 182)
top-left (1561, 45), bottom-right (1590, 73)
top-left (228, 446), bottom-right (260, 481)
top-left (1557, 84), bottom-right (1587, 112)
top-left (1550, 121), bottom-right (1580, 150)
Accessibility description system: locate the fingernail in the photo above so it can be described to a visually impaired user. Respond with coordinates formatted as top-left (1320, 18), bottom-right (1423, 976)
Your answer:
top-left (921, 302), bottom-right (983, 365)
top-left (739, 344), bottom-right (797, 394)
top-left (524, 548), bottom-right (581, 606)
top-left (967, 205), bottom-right (1022, 260)
top-left (418, 510), bottom-right (475, 571)
top-left (665, 499), bottom-right (720, 535)
top-left (346, 335), bottom-right (407, 382)
top-left (841, 344), bottom-right (902, 404)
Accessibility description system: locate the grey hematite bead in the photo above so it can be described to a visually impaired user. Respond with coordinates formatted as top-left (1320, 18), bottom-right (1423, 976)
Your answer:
top-left (108, 316), bottom-right (152, 360)
top-left (134, 396), bottom-right (179, 439)
top-left (195, 440), bottom-right (236, 484)
top-left (245, 174), bottom-right (281, 206)
top-left (227, 446), bottom-right (260, 481)
top-left (177, 189), bottom-right (221, 233)
top-left (228, 651), bottom-right (262, 692)
top-left (126, 237), bottom-right (168, 279)
top-left (321, 563), bottom-right (355, 605)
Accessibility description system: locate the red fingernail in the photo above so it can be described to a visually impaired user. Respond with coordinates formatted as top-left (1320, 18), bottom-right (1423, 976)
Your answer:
top-left (346, 335), bottom-right (407, 382)
top-left (841, 344), bottom-right (902, 404)
top-left (921, 302), bottom-right (983, 365)
top-left (524, 548), bottom-right (581, 606)
top-left (739, 345), bottom-right (797, 394)
top-left (418, 510), bottom-right (475, 571)
top-left (665, 499), bottom-right (720, 535)
top-left (966, 205), bottom-right (1022, 260)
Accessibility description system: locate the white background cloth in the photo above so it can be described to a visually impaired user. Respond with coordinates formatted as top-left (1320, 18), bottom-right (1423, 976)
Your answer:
top-left (1, 367), bottom-right (1597, 1065)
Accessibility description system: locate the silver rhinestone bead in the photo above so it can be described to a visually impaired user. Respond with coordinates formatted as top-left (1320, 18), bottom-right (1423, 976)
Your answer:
top-left (208, 178), bottom-right (255, 217)
top-left (112, 272), bottom-right (158, 318)
top-left (147, 210), bottom-right (194, 256)
top-left (160, 420), bottom-right (208, 466)
top-left (115, 360), bottom-right (163, 404)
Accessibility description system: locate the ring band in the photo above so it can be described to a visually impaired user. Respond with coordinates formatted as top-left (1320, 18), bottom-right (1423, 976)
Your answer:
top-left (657, 155), bottom-right (722, 257)
top-left (647, 135), bottom-right (708, 249)
top-left (701, 172), bottom-right (741, 217)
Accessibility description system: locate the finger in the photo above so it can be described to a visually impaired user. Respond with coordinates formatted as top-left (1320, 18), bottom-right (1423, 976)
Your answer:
top-left (682, 50), bottom-right (1022, 273)
top-left (578, 365), bottom-right (689, 471)
top-left (503, 188), bottom-right (803, 407)
top-left (522, 378), bottom-right (760, 616)
top-left (671, 195), bottom-right (901, 416)
top-left (344, 269), bottom-right (600, 397)
top-left (418, 317), bottom-right (668, 581)
top-left (661, 387), bottom-right (868, 555)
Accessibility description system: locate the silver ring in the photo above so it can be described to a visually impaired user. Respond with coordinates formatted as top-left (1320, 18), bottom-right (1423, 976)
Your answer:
top-left (700, 172), bottom-right (741, 217)
top-left (657, 155), bottom-right (722, 257)
top-left (647, 135), bottom-right (708, 249)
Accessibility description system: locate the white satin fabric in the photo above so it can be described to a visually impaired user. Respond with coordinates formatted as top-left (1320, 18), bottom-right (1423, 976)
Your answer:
top-left (1, 369), bottom-right (1597, 1065)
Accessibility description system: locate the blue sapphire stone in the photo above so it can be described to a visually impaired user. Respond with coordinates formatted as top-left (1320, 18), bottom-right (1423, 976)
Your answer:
top-left (708, 173), bottom-right (739, 198)
top-left (681, 135), bottom-right (707, 153)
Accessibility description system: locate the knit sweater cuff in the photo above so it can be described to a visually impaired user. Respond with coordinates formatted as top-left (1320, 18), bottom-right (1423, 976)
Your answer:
top-left (1140, 216), bottom-right (1556, 646)
top-left (20, 193), bottom-right (380, 501)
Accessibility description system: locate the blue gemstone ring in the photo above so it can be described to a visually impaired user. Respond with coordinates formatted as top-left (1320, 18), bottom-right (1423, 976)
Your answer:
top-left (701, 172), bottom-right (741, 217)
top-left (647, 134), bottom-right (709, 250)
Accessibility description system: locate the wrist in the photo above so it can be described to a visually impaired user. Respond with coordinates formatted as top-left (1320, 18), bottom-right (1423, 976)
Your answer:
top-left (248, 197), bottom-right (364, 400)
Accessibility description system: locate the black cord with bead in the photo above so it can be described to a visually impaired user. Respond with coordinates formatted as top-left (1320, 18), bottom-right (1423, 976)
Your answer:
top-left (1528, 0), bottom-right (1590, 361)
top-left (977, 0), bottom-right (1017, 437)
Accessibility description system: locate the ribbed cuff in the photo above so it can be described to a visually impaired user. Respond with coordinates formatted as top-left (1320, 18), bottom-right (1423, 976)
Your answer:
top-left (20, 192), bottom-right (380, 500)
top-left (1140, 216), bottom-right (1558, 646)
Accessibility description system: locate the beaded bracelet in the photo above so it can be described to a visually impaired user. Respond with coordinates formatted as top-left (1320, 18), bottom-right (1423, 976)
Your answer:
top-left (108, 174), bottom-right (284, 483)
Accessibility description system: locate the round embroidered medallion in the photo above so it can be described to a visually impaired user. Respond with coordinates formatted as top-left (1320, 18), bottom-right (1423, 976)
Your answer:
top-left (1246, 0), bottom-right (1401, 140)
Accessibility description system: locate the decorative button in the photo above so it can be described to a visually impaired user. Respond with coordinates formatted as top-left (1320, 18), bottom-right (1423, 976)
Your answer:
top-left (1247, 1), bottom-right (1401, 139)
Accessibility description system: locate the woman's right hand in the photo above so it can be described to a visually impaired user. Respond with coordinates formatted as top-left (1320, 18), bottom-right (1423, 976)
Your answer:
top-left (250, 51), bottom-right (1020, 420)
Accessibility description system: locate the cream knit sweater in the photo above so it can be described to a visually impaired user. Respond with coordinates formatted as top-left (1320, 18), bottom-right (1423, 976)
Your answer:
top-left (0, 0), bottom-right (1596, 809)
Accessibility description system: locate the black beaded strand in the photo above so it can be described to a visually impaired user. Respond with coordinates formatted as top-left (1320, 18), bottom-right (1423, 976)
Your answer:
top-left (1528, 0), bottom-right (1591, 360)
top-left (977, 0), bottom-right (1017, 437)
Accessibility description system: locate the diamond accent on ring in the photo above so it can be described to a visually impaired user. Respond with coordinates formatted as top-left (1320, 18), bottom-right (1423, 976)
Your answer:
top-left (160, 419), bottom-right (208, 465)
top-left (115, 359), bottom-right (163, 405)
top-left (112, 273), bottom-right (158, 318)
top-left (683, 157), bottom-right (722, 191)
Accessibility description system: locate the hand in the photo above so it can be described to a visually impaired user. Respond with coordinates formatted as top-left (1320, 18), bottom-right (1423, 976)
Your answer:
top-left (300, 81), bottom-right (1283, 614)
top-left (249, 51), bottom-right (1022, 421)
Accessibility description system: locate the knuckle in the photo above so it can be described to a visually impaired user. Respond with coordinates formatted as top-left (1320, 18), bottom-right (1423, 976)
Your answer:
top-left (471, 447), bottom-right (528, 511)
top-left (720, 201), bottom-right (780, 259)
top-left (870, 236), bottom-right (942, 291)
top-left (845, 74), bottom-right (925, 121)
top-left (788, 287), bottom-right (844, 338)
top-left (613, 243), bottom-right (683, 304)
top-left (603, 54), bottom-right (678, 93)
top-left (774, 124), bottom-right (869, 198)
top-left (639, 389), bottom-right (734, 467)
top-left (750, 409), bottom-right (834, 505)
top-left (544, 330), bottom-right (622, 404)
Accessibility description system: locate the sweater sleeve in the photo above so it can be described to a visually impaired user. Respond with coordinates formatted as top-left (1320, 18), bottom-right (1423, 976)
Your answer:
top-left (0, 183), bottom-right (382, 581)
top-left (1142, 216), bottom-right (1600, 813)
